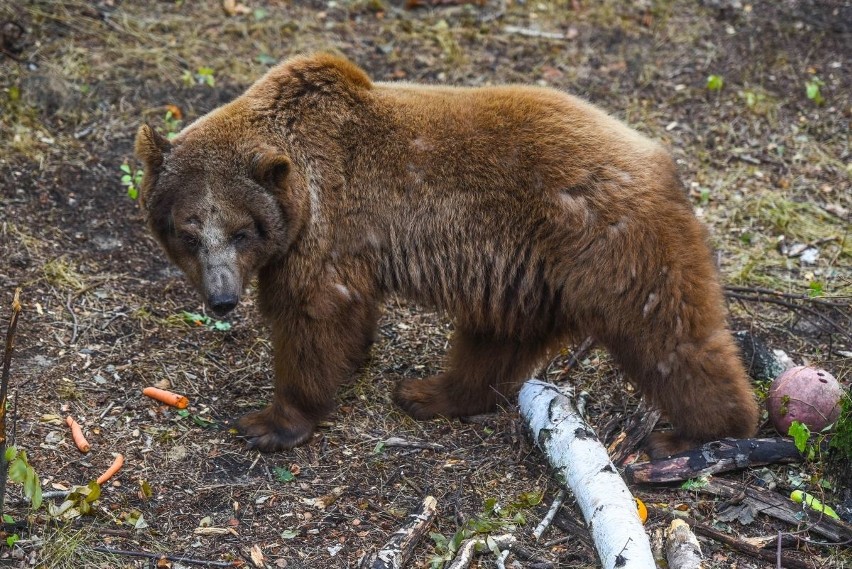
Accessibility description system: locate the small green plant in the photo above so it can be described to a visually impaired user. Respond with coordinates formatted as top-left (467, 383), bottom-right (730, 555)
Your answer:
top-left (164, 109), bottom-right (183, 141)
top-left (176, 409), bottom-right (215, 428)
top-left (273, 467), bottom-right (296, 483)
top-left (788, 421), bottom-right (815, 460)
top-left (181, 311), bottom-right (232, 331)
top-left (2, 513), bottom-right (18, 547)
top-left (182, 66), bottom-right (216, 88)
top-left (680, 477), bottom-right (709, 491)
top-left (805, 77), bottom-right (825, 105)
top-left (5, 447), bottom-right (42, 510)
top-left (48, 481), bottom-right (100, 520)
top-left (830, 396), bottom-right (852, 454)
top-left (706, 74), bottom-right (724, 92)
top-left (120, 163), bottom-right (144, 200)
top-left (428, 492), bottom-right (542, 568)
top-left (808, 281), bottom-right (824, 298)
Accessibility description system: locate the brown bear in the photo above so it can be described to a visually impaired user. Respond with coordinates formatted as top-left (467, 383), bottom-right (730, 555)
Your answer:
top-left (135, 53), bottom-right (758, 456)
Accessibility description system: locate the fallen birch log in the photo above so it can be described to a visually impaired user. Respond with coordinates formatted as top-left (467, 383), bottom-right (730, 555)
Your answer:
top-left (359, 495), bottom-right (437, 569)
top-left (665, 519), bottom-right (705, 569)
top-left (519, 380), bottom-right (655, 569)
top-left (626, 438), bottom-right (802, 484)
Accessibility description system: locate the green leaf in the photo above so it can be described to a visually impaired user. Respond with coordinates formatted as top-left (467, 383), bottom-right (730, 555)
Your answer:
top-left (788, 421), bottom-right (811, 454)
top-left (253, 7), bottom-right (268, 20)
top-left (30, 477), bottom-right (42, 510)
top-left (808, 281), bottom-right (824, 298)
top-left (429, 532), bottom-right (448, 550)
top-left (127, 187), bottom-right (138, 200)
top-left (182, 311), bottom-right (209, 326)
top-left (281, 529), bottom-right (299, 539)
top-left (806, 83), bottom-right (819, 100)
top-left (212, 320), bottom-right (232, 331)
top-left (257, 53), bottom-right (277, 66)
top-left (2, 514), bottom-right (14, 524)
top-left (517, 491), bottom-right (543, 506)
top-left (120, 164), bottom-right (132, 174)
top-left (5, 447), bottom-right (16, 462)
top-left (6, 534), bottom-right (18, 547)
top-left (449, 529), bottom-right (466, 553)
top-left (274, 467), bottom-right (295, 483)
top-left (681, 477), bottom-right (708, 491)
top-left (8, 458), bottom-right (28, 483)
top-left (483, 497), bottom-right (498, 513)
top-left (706, 74), bottom-right (724, 92)
top-left (191, 414), bottom-right (215, 428)
top-left (83, 480), bottom-right (101, 503)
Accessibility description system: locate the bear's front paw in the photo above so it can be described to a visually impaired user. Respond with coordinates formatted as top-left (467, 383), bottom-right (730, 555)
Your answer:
top-left (235, 405), bottom-right (314, 452)
top-left (393, 376), bottom-right (454, 420)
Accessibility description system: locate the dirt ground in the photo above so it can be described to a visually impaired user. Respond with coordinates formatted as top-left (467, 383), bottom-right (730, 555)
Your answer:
top-left (0, 1), bottom-right (850, 567)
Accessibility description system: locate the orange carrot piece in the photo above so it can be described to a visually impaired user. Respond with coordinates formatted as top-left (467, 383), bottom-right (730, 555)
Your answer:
top-left (65, 416), bottom-right (91, 453)
top-left (636, 498), bottom-right (648, 524)
top-left (97, 453), bottom-right (124, 485)
top-left (142, 386), bottom-right (189, 409)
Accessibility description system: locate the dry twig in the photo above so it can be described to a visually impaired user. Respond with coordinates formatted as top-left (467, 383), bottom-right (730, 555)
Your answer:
top-left (0, 288), bottom-right (22, 517)
top-left (360, 495), bottom-right (437, 569)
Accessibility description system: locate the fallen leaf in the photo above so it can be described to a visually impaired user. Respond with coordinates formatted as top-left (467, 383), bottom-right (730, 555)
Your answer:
top-left (250, 544), bottom-right (264, 567)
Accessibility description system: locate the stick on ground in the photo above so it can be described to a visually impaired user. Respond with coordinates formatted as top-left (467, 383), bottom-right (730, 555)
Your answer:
top-left (360, 495), bottom-right (437, 569)
top-left (665, 519), bottom-right (705, 569)
top-left (533, 489), bottom-right (566, 540)
top-left (0, 289), bottom-right (22, 518)
top-left (447, 534), bottom-right (516, 569)
top-left (626, 438), bottom-right (802, 484)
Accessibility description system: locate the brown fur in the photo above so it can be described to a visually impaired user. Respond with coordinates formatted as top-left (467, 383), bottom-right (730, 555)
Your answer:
top-left (135, 53), bottom-right (759, 456)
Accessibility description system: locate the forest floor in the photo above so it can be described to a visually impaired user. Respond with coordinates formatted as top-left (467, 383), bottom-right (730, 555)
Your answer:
top-left (0, 1), bottom-right (850, 567)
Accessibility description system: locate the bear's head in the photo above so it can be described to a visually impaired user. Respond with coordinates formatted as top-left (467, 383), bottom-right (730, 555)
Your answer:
top-left (134, 121), bottom-right (303, 316)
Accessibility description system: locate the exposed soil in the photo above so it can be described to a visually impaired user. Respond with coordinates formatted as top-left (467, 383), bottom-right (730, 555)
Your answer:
top-left (0, 1), bottom-right (850, 568)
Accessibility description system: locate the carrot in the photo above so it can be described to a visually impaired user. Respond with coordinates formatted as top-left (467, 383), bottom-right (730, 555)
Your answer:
top-left (142, 386), bottom-right (189, 409)
top-left (65, 416), bottom-right (91, 453)
top-left (635, 498), bottom-right (648, 524)
top-left (97, 453), bottom-right (124, 485)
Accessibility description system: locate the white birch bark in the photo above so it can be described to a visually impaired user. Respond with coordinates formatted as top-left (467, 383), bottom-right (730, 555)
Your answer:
top-left (519, 379), bottom-right (655, 569)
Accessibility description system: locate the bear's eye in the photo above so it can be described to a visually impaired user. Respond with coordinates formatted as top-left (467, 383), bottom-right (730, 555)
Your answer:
top-left (232, 229), bottom-right (251, 246)
top-left (177, 231), bottom-right (200, 251)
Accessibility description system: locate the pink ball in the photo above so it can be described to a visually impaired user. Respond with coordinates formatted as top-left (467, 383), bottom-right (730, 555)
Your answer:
top-left (767, 366), bottom-right (843, 434)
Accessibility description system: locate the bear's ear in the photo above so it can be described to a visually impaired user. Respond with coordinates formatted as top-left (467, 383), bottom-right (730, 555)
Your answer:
top-left (252, 153), bottom-right (291, 192)
top-left (134, 123), bottom-right (171, 170)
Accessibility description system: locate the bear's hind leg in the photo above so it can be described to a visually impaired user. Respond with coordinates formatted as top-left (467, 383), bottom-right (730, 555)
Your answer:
top-left (600, 292), bottom-right (759, 458)
top-left (394, 328), bottom-right (551, 419)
